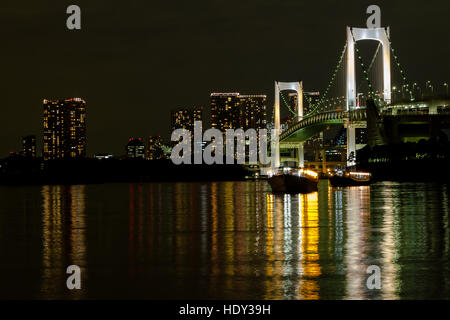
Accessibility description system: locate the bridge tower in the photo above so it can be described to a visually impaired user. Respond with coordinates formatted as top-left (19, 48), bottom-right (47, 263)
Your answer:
top-left (273, 81), bottom-right (303, 168)
top-left (346, 26), bottom-right (391, 110)
top-left (346, 26), bottom-right (391, 167)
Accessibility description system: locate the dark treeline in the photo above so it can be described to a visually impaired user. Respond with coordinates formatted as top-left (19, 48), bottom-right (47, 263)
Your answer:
top-left (2, 138), bottom-right (450, 185)
top-left (0, 156), bottom-right (251, 186)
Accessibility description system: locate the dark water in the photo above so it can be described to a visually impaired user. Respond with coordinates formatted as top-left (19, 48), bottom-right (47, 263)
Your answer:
top-left (0, 181), bottom-right (449, 299)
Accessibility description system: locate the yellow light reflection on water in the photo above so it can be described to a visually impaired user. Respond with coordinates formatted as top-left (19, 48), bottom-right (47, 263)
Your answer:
top-left (41, 185), bottom-right (86, 299)
top-left (299, 191), bottom-right (321, 300)
top-left (264, 191), bottom-right (321, 299)
top-left (209, 182), bottom-right (219, 292)
top-left (223, 181), bottom-right (235, 284)
top-left (264, 193), bottom-right (275, 299)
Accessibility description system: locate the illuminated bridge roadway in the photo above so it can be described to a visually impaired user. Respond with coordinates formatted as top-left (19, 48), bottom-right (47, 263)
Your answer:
top-left (279, 98), bottom-right (450, 143)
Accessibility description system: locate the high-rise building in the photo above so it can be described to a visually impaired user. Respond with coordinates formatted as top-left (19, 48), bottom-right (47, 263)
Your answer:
top-left (210, 93), bottom-right (267, 162)
top-left (239, 95), bottom-right (267, 162)
top-left (171, 109), bottom-right (191, 131)
top-left (22, 135), bottom-right (37, 158)
top-left (210, 93), bottom-right (241, 131)
top-left (147, 136), bottom-right (164, 160)
top-left (192, 106), bottom-right (203, 123)
top-left (210, 93), bottom-right (266, 132)
top-left (43, 98), bottom-right (86, 160)
top-left (126, 138), bottom-right (145, 158)
top-left (239, 95), bottom-right (267, 130)
top-left (170, 106), bottom-right (203, 133)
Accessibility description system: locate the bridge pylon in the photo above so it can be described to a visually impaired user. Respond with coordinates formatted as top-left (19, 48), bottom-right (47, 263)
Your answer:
top-left (273, 81), bottom-right (303, 168)
top-left (345, 120), bottom-right (357, 167)
top-left (346, 26), bottom-right (391, 110)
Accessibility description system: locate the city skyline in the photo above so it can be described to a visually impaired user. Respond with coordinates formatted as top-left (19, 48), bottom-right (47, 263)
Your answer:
top-left (5, 76), bottom-right (448, 160)
top-left (6, 90), bottom-right (269, 159)
top-left (0, 0), bottom-right (449, 157)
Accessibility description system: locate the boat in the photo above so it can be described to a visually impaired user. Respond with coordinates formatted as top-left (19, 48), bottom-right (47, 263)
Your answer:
top-left (329, 170), bottom-right (371, 187)
top-left (268, 167), bottom-right (319, 194)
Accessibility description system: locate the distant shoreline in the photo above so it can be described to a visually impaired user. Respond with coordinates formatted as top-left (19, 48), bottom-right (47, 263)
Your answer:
top-left (1, 140), bottom-right (450, 186)
top-left (0, 158), bottom-right (254, 186)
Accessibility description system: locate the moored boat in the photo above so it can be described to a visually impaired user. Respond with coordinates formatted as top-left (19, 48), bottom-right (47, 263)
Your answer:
top-left (268, 167), bottom-right (319, 194)
top-left (329, 170), bottom-right (371, 187)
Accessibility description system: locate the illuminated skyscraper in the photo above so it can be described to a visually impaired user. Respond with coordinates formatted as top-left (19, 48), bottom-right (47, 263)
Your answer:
top-left (170, 106), bottom-right (203, 133)
top-left (210, 93), bottom-right (241, 131)
top-left (43, 98), bottom-right (86, 160)
top-left (210, 93), bottom-right (267, 162)
top-left (22, 135), bottom-right (37, 158)
top-left (192, 106), bottom-right (203, 123)
top-left (171, 109), bottom-right (191, 131)
top-left (210, 93), bottom-right (267, 132)
top-left (238, 95), bottom-right (267, 130)
top-left (126, 138), bottom-right (145, 158)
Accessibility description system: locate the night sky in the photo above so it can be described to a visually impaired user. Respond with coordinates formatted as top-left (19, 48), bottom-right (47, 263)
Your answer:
top-left (0, 0), bottom-right (448, 157)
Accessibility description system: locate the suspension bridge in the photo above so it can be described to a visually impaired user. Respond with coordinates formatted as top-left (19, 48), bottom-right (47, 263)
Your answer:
top-left (271, 25), bottom-right (450, 170)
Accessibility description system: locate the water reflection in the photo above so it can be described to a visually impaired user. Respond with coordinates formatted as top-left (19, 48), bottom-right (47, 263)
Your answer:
top-left (41, 185), bottom-right (87, 299)
top-left (1, 180), bottom-right (447, 299)
top-left (128, 181), bottom-right (447, 299)
top-left (343, 186), bottom-right (371, 299)
top-left (125, 182), bottom-right (324, 299)
top-left (298, 192), bottom-right (321, 299)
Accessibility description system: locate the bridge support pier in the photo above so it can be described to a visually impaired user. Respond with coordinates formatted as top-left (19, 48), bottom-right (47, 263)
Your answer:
top-left (297, 142), bottom-right (304, 168)
top-left (321, 149), bottom-right (327, 174)
top-left (346, 122), bottom-right (356, 167)
top-left (271, 128), bottom-right (280, 170)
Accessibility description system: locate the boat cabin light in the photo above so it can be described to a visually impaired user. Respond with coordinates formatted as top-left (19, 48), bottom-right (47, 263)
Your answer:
top-left (298, 168), bottom-right (318, 178)
top-left (349, 171), bottom-right (371, 177)
top-left (283, 167), bottom-right (292, 173)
